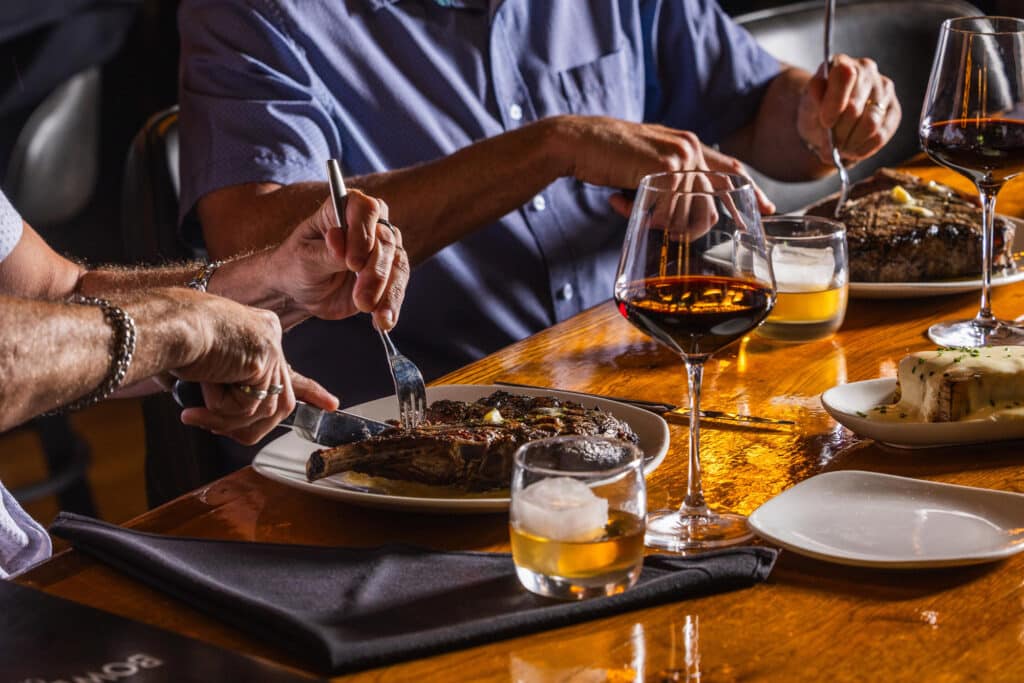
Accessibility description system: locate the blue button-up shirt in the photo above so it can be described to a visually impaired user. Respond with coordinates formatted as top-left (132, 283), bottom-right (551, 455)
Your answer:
top-left (179, 0), bottom-right (779, 406)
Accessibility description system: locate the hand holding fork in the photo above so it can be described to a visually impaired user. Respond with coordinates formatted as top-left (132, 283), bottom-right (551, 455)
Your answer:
top-left (326, 159), bottom-right (427, 429)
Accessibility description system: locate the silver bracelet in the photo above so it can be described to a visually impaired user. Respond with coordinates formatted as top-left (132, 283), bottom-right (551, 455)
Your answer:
top-left (49, 295), bottom-right (137, 414)
top-left (186, 260), bottom-right (224, 292)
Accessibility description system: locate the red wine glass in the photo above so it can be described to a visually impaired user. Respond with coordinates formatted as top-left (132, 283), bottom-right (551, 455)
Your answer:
top-left (920, 16), bottom-right (1024, 346)
top-left (614, 171), bottom-right (776, 551)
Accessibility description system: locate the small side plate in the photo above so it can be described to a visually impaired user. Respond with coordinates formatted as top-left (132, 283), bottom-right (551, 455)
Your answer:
top-left (749, 470), bottom-right (1024, 568)
top-left (821, 378), bottom-right (1024, 447)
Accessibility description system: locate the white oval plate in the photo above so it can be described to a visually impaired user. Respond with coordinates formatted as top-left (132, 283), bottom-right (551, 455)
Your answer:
top-left (820, 378), bottom-right (1024, 447)
top-left (252, 384), bottom-right (670, 514)
top-left (749, 470), bottom-right (1024, 568)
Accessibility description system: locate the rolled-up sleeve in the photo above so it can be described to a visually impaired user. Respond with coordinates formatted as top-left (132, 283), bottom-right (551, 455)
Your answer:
top-left (643, 0), bottom-right (781, 144)
top-left (177, 0), bottom-right (342, 223)
top-left (0, 191), bottom-right (23, 262)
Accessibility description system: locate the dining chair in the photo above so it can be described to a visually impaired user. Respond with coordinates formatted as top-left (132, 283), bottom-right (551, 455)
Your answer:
top-left (6, 67), bottom-right (103, 516)
top-left (736, 0), bottom-right (982, 213)
top-left (121, 106), bottom-right (227, 507)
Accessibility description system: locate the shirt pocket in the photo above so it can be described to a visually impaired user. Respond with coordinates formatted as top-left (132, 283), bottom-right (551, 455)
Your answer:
top-left (557, 46), bottom-right (640, 120)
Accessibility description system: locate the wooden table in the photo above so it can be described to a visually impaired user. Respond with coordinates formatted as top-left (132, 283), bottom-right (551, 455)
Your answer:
top-left (20, 162), bottom-right (1024, 681)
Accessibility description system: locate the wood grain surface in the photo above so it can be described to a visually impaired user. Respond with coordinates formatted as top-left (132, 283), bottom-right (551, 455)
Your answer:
top-left (19, 161), bottom-right (1024, 682)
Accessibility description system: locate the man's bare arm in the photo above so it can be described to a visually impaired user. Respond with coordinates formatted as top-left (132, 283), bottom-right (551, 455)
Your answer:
top-left (0, 291), bottom-right (203, 431)
top-left (198, 114), bottom-right (768, 262)
top-left (0, 190), bottom-right (407, 332)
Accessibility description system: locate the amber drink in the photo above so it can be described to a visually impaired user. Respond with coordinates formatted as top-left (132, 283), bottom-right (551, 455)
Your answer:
top-left (510, 436), bottom-right (646, 600)
top-left (758, 216), bottom-right (848, 342)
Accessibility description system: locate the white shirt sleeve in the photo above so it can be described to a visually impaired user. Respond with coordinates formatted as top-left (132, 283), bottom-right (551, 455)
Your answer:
top-left (0, 483), bottom-right (51, 578)
top-left (0, 190), bottom-right (24, 262)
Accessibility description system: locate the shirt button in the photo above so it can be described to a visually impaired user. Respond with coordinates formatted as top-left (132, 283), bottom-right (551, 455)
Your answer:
top-left (531, 195), bottom-right (546, 211)
top-left (508, 103), bottom-right (523, 121)
top-left (556, 283), bottom-right (574, 301)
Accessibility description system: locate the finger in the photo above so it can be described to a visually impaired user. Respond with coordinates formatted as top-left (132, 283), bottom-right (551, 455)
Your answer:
top-left (343, 190), bottom-right (381, 272)
top-left (218, 413), bottom-right (283, 446)
top-left (353, 220), bottom-right (398, 313)
top-left (820, 55), bottom-right (858, 129)
top-left (847, 79), bottom-right (899, 159)
top-left (292, 370), bottom-right (339, 412)
top-left (372, 244), bottom-right (410, 331)
top-left (833, 60), bottom-right (881, 151)
top-left (608, 193), bottom-right (633, 218)
top-left (180, 406), bottom-right (260, 436)
top-left (199, 381), bottom-right (261, 419)
top-left (702, 146), bottom-right (775, 215)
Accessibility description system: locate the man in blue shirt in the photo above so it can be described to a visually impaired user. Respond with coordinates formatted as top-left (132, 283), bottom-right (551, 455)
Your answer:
top-left (178, 0), bottom-right (899, 411)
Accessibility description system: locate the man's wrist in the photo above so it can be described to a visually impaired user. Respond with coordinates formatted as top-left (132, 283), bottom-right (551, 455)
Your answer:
top-left (537, 115), bottom-right (580, 179)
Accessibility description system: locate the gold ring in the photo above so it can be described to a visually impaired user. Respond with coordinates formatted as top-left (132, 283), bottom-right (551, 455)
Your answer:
top-left (866, 98), bottom-right (886, 115)
top-left (235, 384), bottom-right (269, 401)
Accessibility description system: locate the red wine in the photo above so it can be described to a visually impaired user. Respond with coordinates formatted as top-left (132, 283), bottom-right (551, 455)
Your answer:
top-left (922, 118), bottom-right (1024, 186)
top-left (615, 275), bottom-right (773, 358)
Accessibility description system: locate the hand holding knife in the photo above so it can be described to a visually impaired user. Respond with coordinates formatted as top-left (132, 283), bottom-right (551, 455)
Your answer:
top-left (172, 380), bottom-right (390, 446)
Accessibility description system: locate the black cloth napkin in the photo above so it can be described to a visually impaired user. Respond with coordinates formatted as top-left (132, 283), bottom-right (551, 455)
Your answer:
top-left (50, 512), bottom-right (777, 675)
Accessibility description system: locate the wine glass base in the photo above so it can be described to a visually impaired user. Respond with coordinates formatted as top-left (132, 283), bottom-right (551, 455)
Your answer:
top-left (644, 508), bottom-right (754, 552)
top-left (927, 319), bottom-right (1024, 347)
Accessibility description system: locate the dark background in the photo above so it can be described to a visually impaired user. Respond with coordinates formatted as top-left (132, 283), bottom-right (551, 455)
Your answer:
top-left (4, 0), bottom-right (1015, 266)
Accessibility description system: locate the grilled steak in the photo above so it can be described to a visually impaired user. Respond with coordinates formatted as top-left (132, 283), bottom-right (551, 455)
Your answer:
top-left (306, 391), bottom-right (640, 491)
top-left (805, 168), bottom-right (1016, 282)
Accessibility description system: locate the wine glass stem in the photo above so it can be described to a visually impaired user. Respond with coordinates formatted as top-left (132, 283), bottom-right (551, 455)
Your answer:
top-left (681, 358), bottom-right (709, 515)
top-left (975, 184), bottom-right (1001, 327)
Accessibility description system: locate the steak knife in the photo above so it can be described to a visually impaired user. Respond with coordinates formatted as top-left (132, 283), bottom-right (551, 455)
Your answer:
top-left (172, 380), bottom-right (391, 446)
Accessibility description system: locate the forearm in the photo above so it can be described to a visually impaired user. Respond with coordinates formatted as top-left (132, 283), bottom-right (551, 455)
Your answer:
top-left (79, 250), bottom-right (299, 326)
top-left (721, 67), bottom-right (834, 182)
top-left (0, 291), bottom-right (202, 432)
top-left (200, 118), bottom-right (568, 265)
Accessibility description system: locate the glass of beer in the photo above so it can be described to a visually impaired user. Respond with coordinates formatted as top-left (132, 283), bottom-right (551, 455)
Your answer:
top-left (510, 435), bottom-right (646, 600)
top-left (757, 215), bottom-right (848, 342)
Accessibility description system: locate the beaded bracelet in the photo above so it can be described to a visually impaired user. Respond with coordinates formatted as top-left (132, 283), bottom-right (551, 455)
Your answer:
top-left (50, 295), bottom-right (137, 414)
top-left (186, 260), bottom-right (224, 292)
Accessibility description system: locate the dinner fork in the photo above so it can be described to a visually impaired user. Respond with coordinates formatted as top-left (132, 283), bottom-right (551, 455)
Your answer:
top-left (377, 328), bottom-right (427, 429)
top-left (325, 158), bottom-right (427, 429)
top-left (824, 0), bottom-right (851, 217)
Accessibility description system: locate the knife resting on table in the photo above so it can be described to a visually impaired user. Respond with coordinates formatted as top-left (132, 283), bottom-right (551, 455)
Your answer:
top-left (494, 381), bottom-right (794, 426)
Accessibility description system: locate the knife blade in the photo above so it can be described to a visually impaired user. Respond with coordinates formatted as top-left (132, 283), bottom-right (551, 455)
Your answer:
top-left (493, 381), bottom-right (794, 426)
top-left (172, 380), bottom-right (391, 446)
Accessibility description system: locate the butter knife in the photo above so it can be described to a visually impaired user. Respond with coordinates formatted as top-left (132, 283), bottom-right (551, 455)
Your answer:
top-left (172, 380), bottom-right (391, 446)
top-left (493, 381), bottom-right (794, 426)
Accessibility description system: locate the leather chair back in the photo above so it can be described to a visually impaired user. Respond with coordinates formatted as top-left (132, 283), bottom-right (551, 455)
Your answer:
top-left (121, 106), bottom-right (224, 507)
top-left (736, 0), bottom-right (982, 212)
top-left (5, 67), bottom-right (100, 226)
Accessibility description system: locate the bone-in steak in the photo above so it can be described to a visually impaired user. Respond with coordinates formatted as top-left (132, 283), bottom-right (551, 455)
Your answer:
top-left (305, 391), bottom-right (640, 491)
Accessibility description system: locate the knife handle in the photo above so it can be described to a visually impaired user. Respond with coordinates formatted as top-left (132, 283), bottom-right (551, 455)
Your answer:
top-left (171, 380), bottom-right (205, 409)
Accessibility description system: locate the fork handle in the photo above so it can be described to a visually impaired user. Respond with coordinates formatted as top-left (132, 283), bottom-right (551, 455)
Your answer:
top-left (326, 159), bottom-right (349, 230)
top-left (378, 328), bottom-right (398, 356)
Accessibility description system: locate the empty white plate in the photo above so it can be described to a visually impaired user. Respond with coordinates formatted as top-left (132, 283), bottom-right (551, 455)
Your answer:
top-left (821, 379), bottom-right (1024, 447)
top-left (748, 471), bottom-right (1024, 568)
